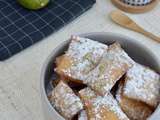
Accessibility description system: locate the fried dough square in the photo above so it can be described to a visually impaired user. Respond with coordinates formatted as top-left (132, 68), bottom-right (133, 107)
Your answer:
top-left (123, 63), bottom-right (160, 108)
top-left (84, 42), bottom-right (133, 96)
top-left (55, 36), bottom-right (108, 83)
top-left (116, 81), bottom-right (153, 120)
top-left (51, 81), bottom-right (83, 119)
top-left (79, 87), bottom-right (129, 120)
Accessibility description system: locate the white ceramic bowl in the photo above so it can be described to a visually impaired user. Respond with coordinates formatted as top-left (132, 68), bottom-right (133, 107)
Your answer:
top-left (40, 32), bottom-right (160, 120)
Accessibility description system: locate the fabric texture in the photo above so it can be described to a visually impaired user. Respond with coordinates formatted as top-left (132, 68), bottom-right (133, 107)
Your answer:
top-left (0, 0), bottom-right (96, 61)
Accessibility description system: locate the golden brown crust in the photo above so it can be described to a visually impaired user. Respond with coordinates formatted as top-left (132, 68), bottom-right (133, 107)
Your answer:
top-left (116, 81), bottom-right (153, 120)
top-left (79, 87), bottom-right (97, 102)
top-left (55, 55), bottom-right (65, 66)
top-left (85, 42), bottom-right (133, 96)
top-left (86, 103), bottom-right (120, 120)
top-left (55, 55), bottom-right (73, 77)
top-left (123, 63), bottom-right (160, 108)
top-left (51, 40), bottom-right (159, 120)
top-left (55, 55), bottom-right (84, 84)
top-left (55, 36), bottom-right (108, 84)
top-left (51, 81), bottom-right (83, 119)
top-left (79, 88), bottom-right (129, 120)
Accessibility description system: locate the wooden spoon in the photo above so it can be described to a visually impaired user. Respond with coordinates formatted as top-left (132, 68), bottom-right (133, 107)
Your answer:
top-left (110, 10), bottom-right (160, 43)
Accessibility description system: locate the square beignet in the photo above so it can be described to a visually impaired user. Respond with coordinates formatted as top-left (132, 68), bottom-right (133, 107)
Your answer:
top-left (116, 81), bottom-right (153, 120)
top-left (79, 87), bottom-right (97, 103)
top-left (79, 88), bottom-right (129, 120)
top-left (50, 81), bottom-right (83, 119)
top-left (84, 42), bottom-right (133, 96)
top-left (78, 110), bottom-right (88, 120)
top-left (123, 63), bottom-right (160, 108)
top-left (55, 35), bottom-right (108, 83)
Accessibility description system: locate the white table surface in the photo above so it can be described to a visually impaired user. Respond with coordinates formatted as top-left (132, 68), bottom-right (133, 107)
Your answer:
top-left (0, 0), bottom-right (160, 120)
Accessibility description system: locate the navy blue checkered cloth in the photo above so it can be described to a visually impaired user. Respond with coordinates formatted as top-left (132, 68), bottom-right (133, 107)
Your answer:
top-left (0, 0), bottom-right (95, 61)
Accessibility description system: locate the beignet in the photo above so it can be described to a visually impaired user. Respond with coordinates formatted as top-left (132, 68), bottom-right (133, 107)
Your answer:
top-left (84, 42), bottom-right (133, 96)
top-left (123, 63), bottom-right (160, 108)
top-left (79, 87), bottom-right (129, 120)
top-left (55, 35), bottom-right (108, 83)
top-left (51, 81), bottom-right (83, 119)
top-left (116, 81), bottom-right (153, 120)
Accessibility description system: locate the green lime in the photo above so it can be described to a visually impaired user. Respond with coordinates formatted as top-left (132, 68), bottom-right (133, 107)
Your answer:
top-left (17, 0), bottom-right (50, 10)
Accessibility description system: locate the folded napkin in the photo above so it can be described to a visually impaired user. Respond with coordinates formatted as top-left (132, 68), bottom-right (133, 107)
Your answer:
top-left (0, 0), bottom-right (96, 61)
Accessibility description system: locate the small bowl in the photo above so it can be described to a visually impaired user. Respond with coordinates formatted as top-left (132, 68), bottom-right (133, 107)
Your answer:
top-left (40, 32), bottom-right (160, 120)
top-left (122, 0), bottom-right (152, 6)
top-left (111, 0), bottom-right (158, 13)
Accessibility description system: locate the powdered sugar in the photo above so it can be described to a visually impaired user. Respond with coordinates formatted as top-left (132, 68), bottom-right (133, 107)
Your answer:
top-left (123, 63), bottom-right (160, 107)
top-left (90, 93), bottom-right (129, 120)
top-left (116, 80), bottom-right (153, 120)
top-left (107, 42), bottom-right (134, 66)
top-left (51, 81), bottom-right (83, 119)
top-left (79, 87), bottom-right (97, 101)
top-left (79, 87), bottom-right (129, 120)
top-left (52, 39), bottom-right (159, 119)
top-left (85, 42), bottom-right (133, 95)
top-left (59, 35), bottom-right (108, 81)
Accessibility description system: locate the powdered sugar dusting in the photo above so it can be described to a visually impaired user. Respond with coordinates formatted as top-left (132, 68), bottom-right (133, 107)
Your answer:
top-left (51, 81), bottom-right (83, 119)
top-left (78, 110), bottom-right (88, 120)
top-left (90, 93), bottom-right (129, 120)
top-left (79, 87), bottom-right (97, 101)
top-left (60, 35), bottom-right (108, 81)
top-left (107, 42), bottom-right (134, 66)
top-left (116, 81), bottom-right (153, 120)
top-left (85, 42), bottom-right (133, 95)
top-left (123, 63), bottom-right (160, 107)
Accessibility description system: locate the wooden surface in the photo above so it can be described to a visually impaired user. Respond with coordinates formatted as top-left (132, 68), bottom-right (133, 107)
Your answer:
top-left (0, 0), bottom-right (160, 120)
top-left (111, 0), bottom-right (158, 13)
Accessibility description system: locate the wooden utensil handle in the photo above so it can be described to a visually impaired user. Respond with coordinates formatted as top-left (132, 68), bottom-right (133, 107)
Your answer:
top-left (134, 25), bottom-right (160, 43)
top-left (139, 29), bottom-right (160, 43)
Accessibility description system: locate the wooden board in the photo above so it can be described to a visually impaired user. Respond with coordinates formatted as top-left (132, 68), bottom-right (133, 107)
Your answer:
top-left (111, 0), bottom-right (158, 13)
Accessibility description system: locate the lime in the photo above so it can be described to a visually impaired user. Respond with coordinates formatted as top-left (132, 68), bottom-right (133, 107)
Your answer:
top-left (17, 0), bottom-right (50, 10)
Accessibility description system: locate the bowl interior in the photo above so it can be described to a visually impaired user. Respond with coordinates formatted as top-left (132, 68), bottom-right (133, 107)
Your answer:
top-left (42, 32), bottom-right (160, 119)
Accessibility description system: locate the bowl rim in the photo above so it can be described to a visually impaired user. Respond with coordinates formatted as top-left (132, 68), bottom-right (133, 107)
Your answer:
top-left (40, 32), bottom-right (160, 120)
